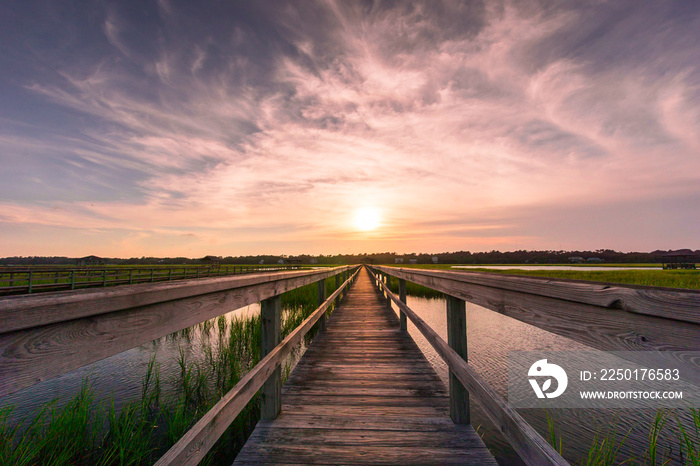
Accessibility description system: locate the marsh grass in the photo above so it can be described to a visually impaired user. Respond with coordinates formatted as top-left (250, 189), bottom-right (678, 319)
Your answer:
top-left (546, 410), bottom-right (564, 455)
top-left (676, 408), bottom-right (700, 466)
top-left (387, 279), bottom-right (444, 299)
top-left (542, 408), bottom-right (700, 465)
top-left (0, 276), bottom-right (343, 465)
top-left (584, 416), bottom-right (632, 466)
top-left (394, 264), bottom-right (699, 290)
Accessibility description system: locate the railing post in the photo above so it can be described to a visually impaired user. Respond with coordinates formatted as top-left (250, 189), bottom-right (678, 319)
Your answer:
top-left (335, 273), bottom-right (341, 308)
top-left (129, 269), bottom-right (133, 285)
top-left (385, 274), bottom-right (392, 307)
top-left (102, 269), bottom-right (107, 287)
top-left (70, 270), bottom-right (75, 290)
top-left (447, 295), bottom-right (469, 424)
top-left (318, 279), bottom-right (327, 331)
top-left (28, 271), bottom-right (33, 294)
top-left (399, 279), bottom-right (407, 332)
top-left (260, 294), bottom-right (282, 420)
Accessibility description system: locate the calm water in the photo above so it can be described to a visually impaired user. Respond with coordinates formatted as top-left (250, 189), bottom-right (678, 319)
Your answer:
top-left (399, 296), bottom-right (686, 465)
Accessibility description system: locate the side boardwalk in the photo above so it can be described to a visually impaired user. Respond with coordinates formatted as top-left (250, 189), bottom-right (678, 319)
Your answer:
top-left (234, 268), bottom-right (496, 465)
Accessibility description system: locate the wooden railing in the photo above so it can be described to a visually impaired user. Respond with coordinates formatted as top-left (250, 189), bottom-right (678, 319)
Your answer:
top-left (0, 265), bottom-right (360, 464)
top-left (368, 265), bottom-right (700, 466)
top-left (0, 265), bottom-right (301, 296)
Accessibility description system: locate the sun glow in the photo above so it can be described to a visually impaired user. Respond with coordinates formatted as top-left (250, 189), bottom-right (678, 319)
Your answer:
top-left (353, 207), bottom-right (381, 232)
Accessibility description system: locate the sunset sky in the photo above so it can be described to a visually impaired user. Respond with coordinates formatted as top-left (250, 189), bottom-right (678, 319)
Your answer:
top-left (1, 1), bottom-right (699, 257)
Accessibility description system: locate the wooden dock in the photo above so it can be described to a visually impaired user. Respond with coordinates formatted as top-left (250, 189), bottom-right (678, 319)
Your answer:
top-left (234, 268), bottom-right (496, 465)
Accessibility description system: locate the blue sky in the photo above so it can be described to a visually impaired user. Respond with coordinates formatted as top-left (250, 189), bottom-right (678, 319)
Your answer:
top-left (1, 1), bottom-right (698, 257)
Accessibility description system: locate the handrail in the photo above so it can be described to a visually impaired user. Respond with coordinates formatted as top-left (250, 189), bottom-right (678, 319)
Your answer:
top-left (0, 265), bottom-right (301, 296)
top-left (0, 266), bottom-right (356, 397)
top-left (372, 266), bottom-right (700, 354)
top-left (367, 267), bottom-right (569, 466)
top-left (374, 266), bottom-right (700, 323)
top-left (155, 266), bottom-right (361, 465)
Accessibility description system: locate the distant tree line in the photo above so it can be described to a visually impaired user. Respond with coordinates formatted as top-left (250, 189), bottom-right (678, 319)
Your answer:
top-left (1, 249), bottom-right (696, 266)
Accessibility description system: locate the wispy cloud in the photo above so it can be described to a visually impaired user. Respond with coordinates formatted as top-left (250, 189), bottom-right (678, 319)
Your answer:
top-left (1, 0), bottom-right (698, 256)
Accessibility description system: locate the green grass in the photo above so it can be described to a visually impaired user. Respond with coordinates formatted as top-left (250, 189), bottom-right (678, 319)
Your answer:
top-left (467, 269), bottom-right (699, 289)
top-left (387, 279), bottom-right (444, 299)
top-left (542, 408), bottom-right (700, 465)
top-left (0, 275), bottom-right (345, 465)
top-left (388, 264), bottom-right (700, 290)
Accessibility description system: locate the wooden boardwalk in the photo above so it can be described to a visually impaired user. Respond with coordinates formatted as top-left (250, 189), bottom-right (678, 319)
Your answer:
top-left (234, 268), bottom-right (496, 465)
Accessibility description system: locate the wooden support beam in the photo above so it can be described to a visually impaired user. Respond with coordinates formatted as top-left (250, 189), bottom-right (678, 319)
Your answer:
top-left (318, 279), bottom-right (327, 331)
top-left (335, 274), bottom-right (341, 308)
top-left (399, 278), bottom-right (407, 332)
top-left (260, 295), bottom-right (281, 420)
top-left (447, 296), bottom-right (469, 424)
top-left (385, 274), bottom-right (392, 307)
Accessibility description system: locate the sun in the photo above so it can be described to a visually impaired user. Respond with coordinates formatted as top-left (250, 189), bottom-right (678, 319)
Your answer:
top-left (353, 207), bottom-right (381, 232)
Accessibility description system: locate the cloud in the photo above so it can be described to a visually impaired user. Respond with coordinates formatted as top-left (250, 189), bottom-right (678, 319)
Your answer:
top-left (1, 0), bottom-right (698, 256)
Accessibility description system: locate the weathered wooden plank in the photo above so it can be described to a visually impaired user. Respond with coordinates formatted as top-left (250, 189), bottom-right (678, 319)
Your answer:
top-left (281, 394), bottom-right (450, 408)
top-left (244, 426), bottom-right (487, 448)
top-left (374, 266), bottom-right (700, 354)
top-left (282, 386), bottom-right (446, 397)
top-left (235, 443), bottom-right (496, 465)
top-left (287, 363), bottom-right (442, 376)
top-left (285, 372), bottom-right (442, 384)
top-left (0, 267), bottom-right (355, 396)
top-left (279, 403), bottom-right (449, 417)
top-left (371, 269), bottom-right (568, 466)
top-left (248, 413), bottom-right (458, 432)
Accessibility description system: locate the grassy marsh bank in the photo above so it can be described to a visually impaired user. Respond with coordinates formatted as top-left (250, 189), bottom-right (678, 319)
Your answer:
top-left (391, 264), bottom-right (700, 290)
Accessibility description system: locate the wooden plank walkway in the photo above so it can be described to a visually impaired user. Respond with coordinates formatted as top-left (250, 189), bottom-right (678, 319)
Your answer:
top-left (234, 268), bottom-right (496, 465)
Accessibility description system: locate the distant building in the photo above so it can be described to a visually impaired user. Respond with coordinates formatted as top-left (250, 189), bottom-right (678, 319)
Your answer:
top-left (409, 259), bottom-right (418, 264)
top-left (76, 255), bottom-right (104, 266)
top-left (658, 251), bottom-right (698, 269)
top-left (277, 259), bottom-right (285, 264)
top-left (310, 258), bottom-right (318, 264)
top-left (395, 258), bottom-right (404, 264)
top-left (432, 256), bottom-right (439, 264)
top-left (587, 257), bottom-right (604, 263)
top-left (200, 255), bottom-right (222, 264)
top-left (568, 256), bottom-right (585, 264)
top-left (259, 260), bottom-right (264, 265)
